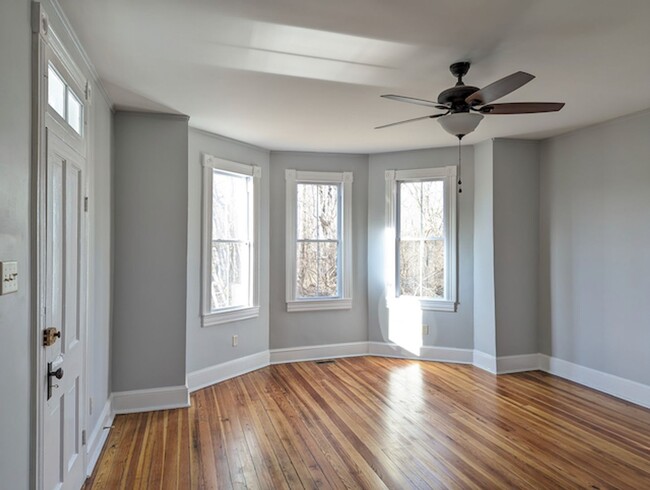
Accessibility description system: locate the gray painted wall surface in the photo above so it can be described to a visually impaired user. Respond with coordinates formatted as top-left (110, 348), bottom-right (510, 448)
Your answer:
top-left (472, 140), bottom-right (496, 356)
top-left (0, 1), bottom-right (31, 487)
top-left (539, 110), bottom-right (650, 385)
top-left (368, 147), bottom-right (474, 349)
top-left (493, 139), bottom-right (539, 356)
top-left (113, 112), bottom-right (188, 391)
top-left (186, 129), bottom-right (270, 373)
top-left (269, 152), bottom-right (369, 349)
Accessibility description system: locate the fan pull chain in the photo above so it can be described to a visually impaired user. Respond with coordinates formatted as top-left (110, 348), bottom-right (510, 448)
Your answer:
top-left (457, 137), bottom-right (462, 193)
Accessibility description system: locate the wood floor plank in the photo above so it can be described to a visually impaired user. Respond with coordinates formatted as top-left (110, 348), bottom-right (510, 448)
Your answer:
top-left (85, 357), bottom-right (650, 489)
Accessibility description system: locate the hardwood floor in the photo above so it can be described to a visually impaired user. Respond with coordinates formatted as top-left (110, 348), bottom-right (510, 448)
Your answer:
top-left (85, 357), bottom-right (650, 489)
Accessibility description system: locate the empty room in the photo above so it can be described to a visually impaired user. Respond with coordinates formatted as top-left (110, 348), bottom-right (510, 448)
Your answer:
top-left (1, 0), bottom-right (650, 488)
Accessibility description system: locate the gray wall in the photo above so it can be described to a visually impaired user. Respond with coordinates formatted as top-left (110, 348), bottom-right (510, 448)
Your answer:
top-left (493, 139), bottom-right (539, 356)
top-left (113, 112), bottom-right (188, 390)
top-left (368, 147), bottom-right (475, 349)
top-left (473, 140), bottom-right (497, 356)
top-left (539, 110), bottom-right (650, 385)
top-left (269, 152), bottom-right (369, 349)
top-left (186, 129), bottom-right (270, 373)
top-left (0, 0), bottom-right (31, 487)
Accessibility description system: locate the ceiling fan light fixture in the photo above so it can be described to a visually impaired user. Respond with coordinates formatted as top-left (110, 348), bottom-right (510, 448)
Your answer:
top-left (437, 112), bottom-right (484, 138)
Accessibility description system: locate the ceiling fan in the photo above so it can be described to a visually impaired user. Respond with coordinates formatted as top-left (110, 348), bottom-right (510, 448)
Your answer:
top-left (376, 61), bottom-right (565, 138)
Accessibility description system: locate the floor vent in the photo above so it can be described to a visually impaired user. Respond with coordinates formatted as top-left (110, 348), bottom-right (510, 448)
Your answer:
top-left (315, 359), bottom-right (336, 364)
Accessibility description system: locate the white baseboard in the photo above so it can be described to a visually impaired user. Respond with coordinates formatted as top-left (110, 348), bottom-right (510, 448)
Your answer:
top-left (111, 385), bottom-right (190, 414)
top-left (497, 353), bottom-right (542, 374)
top-left (188, 350), bottom-right (270, 393)
top-left (368, 341), bottom-right (473, 364)
top-left (85, 397), bottom-right (114, 477)
top-left (540, 355), bottom-right (650, 409)
top-left (473, 350), bottom-right (497, 374)
top-left (270, 341), bottom-right (368, 364)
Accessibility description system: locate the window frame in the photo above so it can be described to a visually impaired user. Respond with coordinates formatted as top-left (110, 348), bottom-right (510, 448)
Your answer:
top-left (285, 169), bottom-right (353, 312)
top-left (201, 154), bottom-right (261, 326)
top-left (385, 166), bottom-right (458, 312)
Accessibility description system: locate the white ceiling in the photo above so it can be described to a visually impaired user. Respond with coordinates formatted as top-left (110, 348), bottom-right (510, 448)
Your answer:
top-left (60, 0), bottom-right (650, 153)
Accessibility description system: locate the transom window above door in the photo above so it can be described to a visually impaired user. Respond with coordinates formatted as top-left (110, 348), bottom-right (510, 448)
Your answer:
top-left (47, 63), bottom-right (83, 135)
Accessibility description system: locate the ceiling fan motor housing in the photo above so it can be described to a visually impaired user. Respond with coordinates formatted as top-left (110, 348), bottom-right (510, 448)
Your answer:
top-left (437, 85), bottom-right (479, 112)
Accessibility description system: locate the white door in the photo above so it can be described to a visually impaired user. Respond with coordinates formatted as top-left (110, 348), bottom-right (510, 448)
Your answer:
top-left (42, 126), bottom-right (87, 490)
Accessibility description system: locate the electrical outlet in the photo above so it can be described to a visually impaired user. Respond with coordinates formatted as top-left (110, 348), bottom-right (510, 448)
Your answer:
top-left (0, 261), bottom-right (18, 295)
top-left (232, 335), bottom-right (238, 347)
top-left (422, 324), bottom-right (429, 335)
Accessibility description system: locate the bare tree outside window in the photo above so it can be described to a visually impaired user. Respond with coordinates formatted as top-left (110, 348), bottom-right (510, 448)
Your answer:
top-left (398, 180), bottom-right (445, 298)
top-left (296, 183), bottom-right (339, 297)
top-left (211, 170), bottom-right (251, 310)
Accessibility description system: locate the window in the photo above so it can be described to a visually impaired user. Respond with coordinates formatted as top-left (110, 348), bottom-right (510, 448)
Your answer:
top-left (385, 166), bottom-right (457, 311)
top-left (48, 63), bottom-right (83, 135)
top-left (202, 154), bottom-right (260, 326)
top-left (285, 170), bottom-right (353, 311)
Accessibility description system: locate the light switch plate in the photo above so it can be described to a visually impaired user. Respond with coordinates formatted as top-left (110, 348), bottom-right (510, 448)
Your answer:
top-left (0, 261), bottom-right (18, 295)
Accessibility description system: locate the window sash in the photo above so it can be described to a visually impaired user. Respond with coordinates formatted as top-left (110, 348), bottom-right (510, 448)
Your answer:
top-left (385, 166), bottom-right (457, 311)
top-left (202, 155), bottom-right (260, 324)
top-left (396, 178), bottom-right (446, 300)
top-left (285, 170), bottom-right (353, 311)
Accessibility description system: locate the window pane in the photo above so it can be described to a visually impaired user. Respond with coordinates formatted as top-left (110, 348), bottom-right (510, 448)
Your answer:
top-left (318, 241), bottom-right (338, 296)
top-left (422, 240), bottom-right (445, 298)
top-left (399, 240), bottom-right (421, 296)
top-left (297, 183), bottom-right (338, 240)
top-left (422, 181), bottom-right (444, 238)
top-left (67, 90), bottom-right (83, 134)
top-left (212, 171), bottom-right (249, 241)
top-left (296, 241), bottom-right (338, 297)
top-left (297, 184), bottom-right (318, 240)
top-left (317, 185), bottom-right (338, 240)
top-left (399, 182), bottom-right (422, 239)
top-left (211, 242), bottom-right (249, 310)
top-left (48, 65), bottom-right (66, 118)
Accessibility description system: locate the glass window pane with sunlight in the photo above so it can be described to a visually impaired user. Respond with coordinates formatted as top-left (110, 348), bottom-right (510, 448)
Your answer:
top-left (398, 180), bottom-right (445, 299)
top-left (66, 90), bottom-right (83, 134)
top-left (210, 170), bottom-right (252, 311)
top-left (296, 183), bottom-right (339, 298)
top-left (48, 64), bottom-right (66, 118)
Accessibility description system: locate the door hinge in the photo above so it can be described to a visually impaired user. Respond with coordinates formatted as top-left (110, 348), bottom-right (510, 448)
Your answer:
top-left (82, 430), bottom-right (86, 446)
top-left (85, 81), bottom-right (92, 102)
top-left (84, 197), bottom-right (89, 212)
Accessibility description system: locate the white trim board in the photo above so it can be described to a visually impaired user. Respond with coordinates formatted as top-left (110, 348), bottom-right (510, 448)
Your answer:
top-left (85, 398), bottom-right (114, 477)
top-left (188, 351), bottom-right (270, 393)
top-left (111, 385), bottom-right (190, 414)
top-left (368, 342), bottom-right (473, 364)
top-left (270, 342), bottom-right (368, 364)
top-left (540, 355), bottom-right (650, 410)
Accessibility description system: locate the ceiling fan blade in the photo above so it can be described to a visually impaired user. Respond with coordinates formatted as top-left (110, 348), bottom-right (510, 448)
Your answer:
top-left (381, 94), bottom-right (448, 110)
top-left (479, 102), bottom-right (565, 114)
top-left (466, 71), bottom-right (535, 105)
top-left (375, 113), bottom-right (446, 129)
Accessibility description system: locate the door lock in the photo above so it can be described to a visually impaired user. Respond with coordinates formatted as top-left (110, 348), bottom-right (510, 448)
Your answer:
top-left (47, 361), bottom-right (64, 400)
top-left (43, 327), bottom-right (61, 347)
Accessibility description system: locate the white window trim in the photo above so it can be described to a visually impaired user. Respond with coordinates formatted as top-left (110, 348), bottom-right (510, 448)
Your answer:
top-left (285, 169), bottom-right (353, 312)
top-left (201, 154), bottom-right (261, 326)
top-left (385, 166), bottom-right (458, 312)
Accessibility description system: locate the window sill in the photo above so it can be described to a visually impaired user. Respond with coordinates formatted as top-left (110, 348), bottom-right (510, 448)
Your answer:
top-left (202, 306), bottom-right (260, 327)
top-left (386, 297), bottom-right (457, 312)
top-left (287, 298), bottom-right (352, 312)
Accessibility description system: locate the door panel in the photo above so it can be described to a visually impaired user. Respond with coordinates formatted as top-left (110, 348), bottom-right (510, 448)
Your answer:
top-left (43, 127), bottom-right (86, 490)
